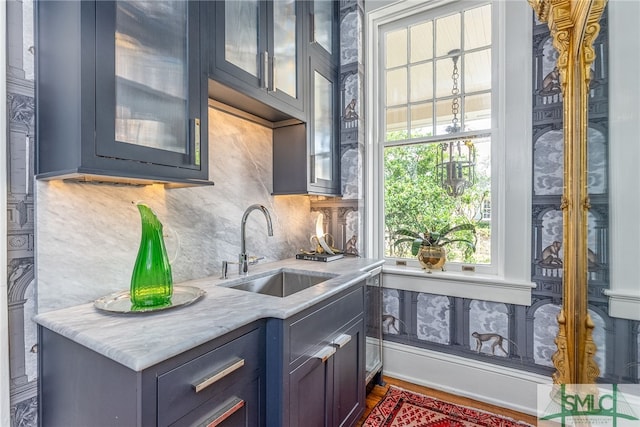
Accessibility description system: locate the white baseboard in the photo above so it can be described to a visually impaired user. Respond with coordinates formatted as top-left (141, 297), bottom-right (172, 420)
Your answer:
top-left (382, 340), bottom-right (551, 416)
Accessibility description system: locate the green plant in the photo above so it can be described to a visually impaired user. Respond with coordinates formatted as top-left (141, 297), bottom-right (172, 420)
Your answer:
top-left (394, 223), bottom-right (477, 256)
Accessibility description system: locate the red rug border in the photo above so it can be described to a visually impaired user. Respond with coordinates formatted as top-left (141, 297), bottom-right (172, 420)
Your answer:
top-left (362, 385), bottom-right (534, 427)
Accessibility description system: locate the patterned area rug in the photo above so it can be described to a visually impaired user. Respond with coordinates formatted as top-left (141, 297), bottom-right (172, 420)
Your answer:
top-left (363, 386), bottom-right (532, 427)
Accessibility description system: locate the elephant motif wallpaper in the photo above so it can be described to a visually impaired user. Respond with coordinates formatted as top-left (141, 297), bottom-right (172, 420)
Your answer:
top-left (381, 8), bottom-right (640, 384)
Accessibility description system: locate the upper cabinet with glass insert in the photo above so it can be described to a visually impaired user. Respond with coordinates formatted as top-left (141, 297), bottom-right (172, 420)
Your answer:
top-left (35, 0), bottom-right (211, 186)
top-left (209, 0), bottom-right (305, 121)
top-left (308, 0), bottom-right (339, 65)
top-left (272, 1), bottom-right (340, 196)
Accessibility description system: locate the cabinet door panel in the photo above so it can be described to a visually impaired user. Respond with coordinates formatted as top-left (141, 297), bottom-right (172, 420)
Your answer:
top-left (114, 1), bottom-right (188, 154)
top-left (225, 0), bottom-right (261, 78)
top-left (273, 0), bottom-right (297, 98)
top-left (307, 55), bottom-right (339, 194)
top-left (95, 0), bottom-right (202, 169)
top-left (333, 319), bottom-right (365, 427)
top-left (312, 0), bottom-right (333, 55)
top-left (289, 356), bottom-right (330, 427)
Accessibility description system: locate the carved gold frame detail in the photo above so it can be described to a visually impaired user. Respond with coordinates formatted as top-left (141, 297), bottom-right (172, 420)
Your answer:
top-left (528, 0), bottom-right (607, 384)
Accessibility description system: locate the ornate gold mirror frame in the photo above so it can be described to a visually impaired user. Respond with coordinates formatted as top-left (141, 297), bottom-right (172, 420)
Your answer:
top-left (528, 0), bottom-right (607, 384)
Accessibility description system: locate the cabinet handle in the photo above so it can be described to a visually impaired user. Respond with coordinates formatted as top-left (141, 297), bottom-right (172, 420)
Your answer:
top-left (331, 334), bottom-right (352, 348)
top-left (192, 358), bottom-right (245, 393)
top-left (310, 155), bottom-right (317, 184)
top-left (194, 118), bottom-right (201, 167)
top-left (270, 56), bottom-right (277, 93)
top-left (204, 397), bottom-right (245, 427)
top-left (263, 51), bottom-right (269, 89)
top-left (312, 345), bottom-right (336, 362)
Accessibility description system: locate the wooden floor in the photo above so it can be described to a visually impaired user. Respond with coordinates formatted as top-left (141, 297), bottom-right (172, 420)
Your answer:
top-left (356, 376), bottom-right (538, 426)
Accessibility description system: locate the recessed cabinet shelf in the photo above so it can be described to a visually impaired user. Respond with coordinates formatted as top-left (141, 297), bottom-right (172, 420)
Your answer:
top-left (35, 0), bottom-right (212, 187)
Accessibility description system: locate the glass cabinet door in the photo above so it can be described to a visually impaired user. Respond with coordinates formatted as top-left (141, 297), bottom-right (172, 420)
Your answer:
top-left (95, 0), bottom-right (202, 169)
top-left (312, 0), bottom-right (334, 56)
top-left (312, 70), bottom-right (333, 184)
top-left (224, 0), bottom-right (261, 79)
top-left (114, 1), bottom-right (188, 154)
top-left (273, 0), bottom-right (297, 98)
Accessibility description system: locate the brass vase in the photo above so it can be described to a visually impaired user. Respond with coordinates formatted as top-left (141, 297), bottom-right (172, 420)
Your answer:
top-left (417, 245), bottom-right (447, 271)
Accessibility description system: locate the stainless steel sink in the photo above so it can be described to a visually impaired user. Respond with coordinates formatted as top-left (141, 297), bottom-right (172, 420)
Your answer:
top-left (226, 269), bottom-right (337, 297)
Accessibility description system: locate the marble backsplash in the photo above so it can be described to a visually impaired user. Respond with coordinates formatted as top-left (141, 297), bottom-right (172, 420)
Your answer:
top-left (36, 107), bottom-right (315, 313)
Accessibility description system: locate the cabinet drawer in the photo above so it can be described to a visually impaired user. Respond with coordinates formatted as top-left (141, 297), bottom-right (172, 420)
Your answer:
top-left (158, 328), bottom-right (261, 426)
top-left (169, 377), bottom-right (261, 427)
top-left (288, 285), bottom-right (364, 365)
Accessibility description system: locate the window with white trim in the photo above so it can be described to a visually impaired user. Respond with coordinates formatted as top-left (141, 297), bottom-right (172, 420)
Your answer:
top-left (367, 0), bottom-right (534, 303)
top-left (380, 1), bottom-right (493, 268)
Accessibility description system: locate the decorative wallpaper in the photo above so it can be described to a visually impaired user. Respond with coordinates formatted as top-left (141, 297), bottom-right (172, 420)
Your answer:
top-left (380, 8), bottom-right (640, 384)
top-left (4, 2), bottom-right (365, 425)
top-left (4, 3), bottom-right (639, 427)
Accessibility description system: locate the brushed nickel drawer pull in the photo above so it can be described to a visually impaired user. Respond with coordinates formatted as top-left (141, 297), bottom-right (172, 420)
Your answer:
top-left (312, 345), bottom-right (336, 363)
top-left (331, 334), bottom-right (352, 348)
top-left (205, 397), bottom-right (245, 427)
top-left (192, 358), bottom-right (245, 393)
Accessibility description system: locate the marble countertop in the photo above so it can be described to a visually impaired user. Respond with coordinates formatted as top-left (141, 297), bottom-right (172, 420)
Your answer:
top-left (34, 257), bottom-right (384, 371)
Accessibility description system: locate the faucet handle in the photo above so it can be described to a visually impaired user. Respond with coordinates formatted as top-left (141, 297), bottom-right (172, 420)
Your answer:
top-left (248, 256), bottom-right (265, 266)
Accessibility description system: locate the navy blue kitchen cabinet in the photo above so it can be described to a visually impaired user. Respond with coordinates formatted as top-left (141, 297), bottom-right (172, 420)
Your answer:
top-left (272, 0), bottom-right (341, 196)
top-left (208, 0), bottom-right (306, 122)
top-left (266, 282), bottom-right (366, 427)
top-left (39, 322), bottom-right (265, 426)
top-left (36, 0), bottom-right (211, 186)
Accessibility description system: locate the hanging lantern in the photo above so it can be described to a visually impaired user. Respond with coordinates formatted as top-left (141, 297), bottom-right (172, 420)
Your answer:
top-left (435, 50), bottom-right (476, 197)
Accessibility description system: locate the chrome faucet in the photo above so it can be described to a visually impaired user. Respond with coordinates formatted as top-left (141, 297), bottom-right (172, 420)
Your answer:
top-left (239, 204), bottom-right (273, 275)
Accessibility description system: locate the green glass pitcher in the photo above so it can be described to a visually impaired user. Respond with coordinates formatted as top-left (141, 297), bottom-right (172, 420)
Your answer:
top-left (130, 203), bottom-right (173, 309)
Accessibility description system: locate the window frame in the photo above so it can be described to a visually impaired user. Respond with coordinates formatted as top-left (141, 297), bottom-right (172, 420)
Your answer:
top-left (365, 0), bottom-right (535, 305)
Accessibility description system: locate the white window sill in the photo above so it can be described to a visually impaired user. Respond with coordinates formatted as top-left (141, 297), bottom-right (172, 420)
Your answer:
top-left (382, 264), bottom-right (535, 306)
top-left (602, 289), bottom-right (640, 321)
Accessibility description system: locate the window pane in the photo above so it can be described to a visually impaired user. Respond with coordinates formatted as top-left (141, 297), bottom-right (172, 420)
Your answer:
top-left (411, 103), bottom-right (433, 138)
top-left (386, 68), bottom-right (407, 106)
top-left (464, 93), bottom-right (491, 131)
top-left (386, 107), bottom-right (408, 141)
top-left (383, 140), bottom-right (491, 264)
top-left (464, 49), bottom-right (491, 93)
top-left (410, 21), bottom-right (433, 63)
top-left (410, 62), bottom-right (433, 102)
top-left (435, 56), bottom-right (455, 98)
top-left (435, 98), bottom-right (455, 135)
top-left (386, 29), bottom-right (407, 68)
top-left (435, 13), bottom-right (460, 57)
top-left (464, 5), bottom-right (491, 50)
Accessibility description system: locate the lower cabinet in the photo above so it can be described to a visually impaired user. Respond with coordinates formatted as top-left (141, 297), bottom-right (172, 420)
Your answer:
top-left (266, 282), bottom-right (366, 427)
top-left (39, 322), bottom-right (265, 427)
top-left (289, 318), bottom-right (364, 427)
top-left (38, 282), bottom-right (366, 427)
